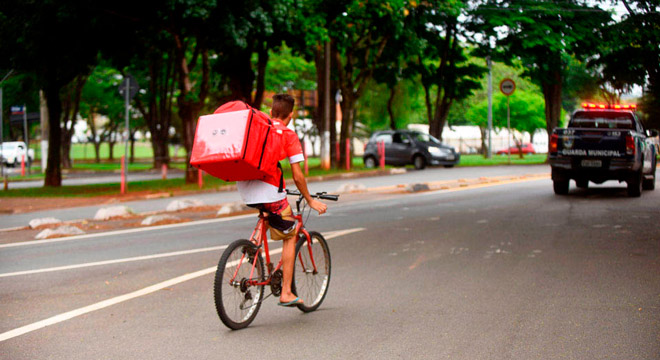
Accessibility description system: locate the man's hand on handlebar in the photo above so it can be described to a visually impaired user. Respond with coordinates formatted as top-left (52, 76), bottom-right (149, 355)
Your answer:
top-left (309, 199), bottom-right (327, 215)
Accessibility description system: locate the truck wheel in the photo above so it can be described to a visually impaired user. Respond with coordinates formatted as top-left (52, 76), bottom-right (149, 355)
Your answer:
top-left (553, 180), bottom-right (569, 195)
top-left (576, 179), bottom-right (588, 189)
top-left (642, 159), bottom-right (656, 190)
top-left (627, 171), bottom-right (643, 197)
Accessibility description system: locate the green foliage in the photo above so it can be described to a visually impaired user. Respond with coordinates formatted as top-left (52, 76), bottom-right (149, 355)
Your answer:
top-left (465, 86), bottom-right (545, 136)
top-left (265, 44), bottom-right (317, 92)
top-left (355, 78), bottom-right (427, 131)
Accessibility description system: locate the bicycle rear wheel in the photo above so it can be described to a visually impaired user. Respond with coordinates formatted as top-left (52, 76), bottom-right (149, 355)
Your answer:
top-left (292, 231), bottom-right (331, 312)
top-left (213, 239), bottom-right (264, 330)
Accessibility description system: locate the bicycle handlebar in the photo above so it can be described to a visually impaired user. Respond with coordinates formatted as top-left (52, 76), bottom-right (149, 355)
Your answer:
top-left (286, 189), bottom-right (339, 201)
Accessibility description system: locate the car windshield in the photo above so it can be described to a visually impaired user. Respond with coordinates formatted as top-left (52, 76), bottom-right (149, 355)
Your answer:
top-left (1, 143), bottom-right (17, 150)
top-left (570, 111), bottom-right (634, 130)
top-left (411, 132), bottom-right (441, 144)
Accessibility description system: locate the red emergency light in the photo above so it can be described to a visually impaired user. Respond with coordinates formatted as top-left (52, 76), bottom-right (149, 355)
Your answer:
top-left (581, 103), bottom-right (637, 110)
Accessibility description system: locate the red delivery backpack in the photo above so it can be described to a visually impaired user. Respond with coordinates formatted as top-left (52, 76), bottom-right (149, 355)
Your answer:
top-left (190, 101), bottom-right (283, 183)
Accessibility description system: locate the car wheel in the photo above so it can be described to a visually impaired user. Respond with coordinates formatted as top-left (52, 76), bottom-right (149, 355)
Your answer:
top-left (642, 158), bottom-right (655, 191)
top-left (443, 164), bottom-right (454, 168)
top-left (627, 170), bottom-right (643, 197)
top-left (413, 155), bottom-right (426, 170)
top-left (553, 179), bottom-right (569, 195)
top-left (364, 156), bottom-right (377, 169)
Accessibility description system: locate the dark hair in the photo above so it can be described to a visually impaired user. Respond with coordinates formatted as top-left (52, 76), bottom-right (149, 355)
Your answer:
top-left (271, 94), bottom-right (295, 119)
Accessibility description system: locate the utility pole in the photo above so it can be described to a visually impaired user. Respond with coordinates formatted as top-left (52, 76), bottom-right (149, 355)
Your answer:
top-left (487, 56), bottom-right (493, 159)
top-left (0, 70), bottom-right (14, 179)
top-left (124, 77), bottom-right (130, 188)
top-left (40, 90), bottom-right (48, 173)
top-left (321, 41), bottom-right (331, 170)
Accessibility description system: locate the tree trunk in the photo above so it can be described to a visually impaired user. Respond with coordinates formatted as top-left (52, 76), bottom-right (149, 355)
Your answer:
top-left (130, 130), bottom-right (136, 164)
top-left (253, 44), bottom-right (268, 109)
top-left (227, 48), bottom-right (255, 104)
top-left (339, 95), bottom-right (354, 170)
top-left (387, 85), bottom-right (396, 130)
top-left (172, 34), bottom-right (209, 183)
top-left (479, 126), bottom-right (488, 156)
top-left (541, 69), bottom-right (563, 146)
top-left (60, 75), bottom-right (86, 169)
top-left (94, 142), bottom-right (101, 163)
top-left (44, 84), bottom-right (62, 187)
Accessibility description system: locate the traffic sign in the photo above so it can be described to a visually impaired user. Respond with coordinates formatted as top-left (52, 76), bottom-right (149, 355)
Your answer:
top-left (119, 74), bottom-right (139, 100)
top-left (499, 78), bottom-right (516, 96)
top-left (10, 106), bottom-right (25, 115)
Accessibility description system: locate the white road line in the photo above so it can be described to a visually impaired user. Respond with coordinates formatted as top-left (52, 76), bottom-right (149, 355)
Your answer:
top-left (0, 245), bottom-right (230, 278)
top-left (0, 227), bottom-right (364, 342)
top-left (0, 228), bottom-right (365, 278)
top-left (0, 214), bottom-right (256, 249)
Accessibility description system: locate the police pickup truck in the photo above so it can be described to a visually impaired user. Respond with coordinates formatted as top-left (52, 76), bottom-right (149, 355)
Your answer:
top-left (549, 103), bottom-right (658, 197)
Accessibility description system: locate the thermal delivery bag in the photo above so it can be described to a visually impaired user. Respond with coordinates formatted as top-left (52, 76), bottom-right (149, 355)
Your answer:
top-left (190, 101), bottom-right (279, 182)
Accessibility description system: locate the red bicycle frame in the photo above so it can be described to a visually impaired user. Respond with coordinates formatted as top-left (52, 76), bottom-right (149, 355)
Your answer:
top-left (229, 210), bottom-right (318, 287)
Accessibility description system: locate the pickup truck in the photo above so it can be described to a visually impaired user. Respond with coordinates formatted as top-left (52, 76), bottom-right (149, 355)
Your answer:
top-left (0, 141), bottom-right (35, 167)
top-left (549, 104), bottom-right (658, 197)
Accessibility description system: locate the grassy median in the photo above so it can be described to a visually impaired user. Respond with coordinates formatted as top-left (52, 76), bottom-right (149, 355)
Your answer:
top-left (1, 154), bottom-right (549, 198)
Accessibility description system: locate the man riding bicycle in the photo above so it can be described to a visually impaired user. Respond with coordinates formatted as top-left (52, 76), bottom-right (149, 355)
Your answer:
top-left (236, 94), bottom-right (327, 307)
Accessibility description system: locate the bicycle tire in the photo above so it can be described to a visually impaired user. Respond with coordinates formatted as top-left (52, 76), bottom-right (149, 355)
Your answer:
top-left (213, 239), bottom-right (264, 330)
top-left (292, 231), bottom-right (331, 313)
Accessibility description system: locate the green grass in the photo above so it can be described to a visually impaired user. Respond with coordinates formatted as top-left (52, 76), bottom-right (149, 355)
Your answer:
top-left (457, 154), bottom-right (547, 166)
top-left (29, 142), bottom-right (187, 162)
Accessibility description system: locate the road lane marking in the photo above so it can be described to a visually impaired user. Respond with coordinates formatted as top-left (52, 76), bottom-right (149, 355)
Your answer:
top-left (0, 228), bottom-right (365, 278)
top-left (0, 245), bottom-right (230, 278)
top-left (0, 214), bottom-right (256, 249)
top-left (0, 227), bottom-right (364, 342)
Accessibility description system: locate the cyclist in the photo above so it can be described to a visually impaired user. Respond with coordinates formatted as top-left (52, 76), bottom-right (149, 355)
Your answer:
top-left (236, 94), bottom-right (327, 307)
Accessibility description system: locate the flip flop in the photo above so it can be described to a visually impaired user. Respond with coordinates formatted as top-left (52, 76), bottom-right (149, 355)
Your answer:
top-left (277, 297), bottom-right (303, 307)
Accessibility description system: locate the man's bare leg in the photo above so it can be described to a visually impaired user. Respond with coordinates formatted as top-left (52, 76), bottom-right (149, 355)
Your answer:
top-left (279, 235), bottom-right (303, 304)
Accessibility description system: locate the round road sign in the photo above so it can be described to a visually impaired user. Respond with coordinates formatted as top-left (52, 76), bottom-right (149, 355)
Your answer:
top-left (119, 74), bottom-right (139, 100)
top-left (499, 78), bottom-right (516, 96)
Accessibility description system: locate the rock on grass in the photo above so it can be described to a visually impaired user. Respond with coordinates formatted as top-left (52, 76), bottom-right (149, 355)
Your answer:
top-left (35, 226), bottom-right (85, 240)
top-left (94, 206), bottom-right (134, 220)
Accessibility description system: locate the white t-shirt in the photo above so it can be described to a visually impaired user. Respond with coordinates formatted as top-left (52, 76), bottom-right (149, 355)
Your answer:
top-left (236, 120), bottom-right (304, 205)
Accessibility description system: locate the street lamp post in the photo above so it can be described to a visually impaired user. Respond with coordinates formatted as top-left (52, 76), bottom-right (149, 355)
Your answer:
top-left (0, 70), bottom-right (15, 180)
top-left (487, 57), bottom-right (493, 159)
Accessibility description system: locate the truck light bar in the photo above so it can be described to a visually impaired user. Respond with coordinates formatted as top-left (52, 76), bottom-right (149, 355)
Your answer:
top-left (581, 103), bottom-right (637, 110)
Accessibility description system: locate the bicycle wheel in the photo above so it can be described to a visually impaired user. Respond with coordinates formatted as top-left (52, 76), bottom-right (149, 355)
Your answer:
top-left (292, 231), bottom-right (331, 313)
top-left (213, 239), bottom-right (264, 330)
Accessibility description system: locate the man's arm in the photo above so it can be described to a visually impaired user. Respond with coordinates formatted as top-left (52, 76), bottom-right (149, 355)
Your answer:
top-left (290, 162), bottom-right (327, 214)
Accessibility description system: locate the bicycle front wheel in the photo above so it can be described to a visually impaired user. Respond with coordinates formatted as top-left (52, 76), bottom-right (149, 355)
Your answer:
top-left (292, 231), bottom-right (331, 312)
top-left (213, 239), bottom-right (264, 330)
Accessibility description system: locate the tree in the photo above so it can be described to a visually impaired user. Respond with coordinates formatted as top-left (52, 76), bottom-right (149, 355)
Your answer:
top-left (0, 0), bottom-right (104, 186)
top-left (470, 0), bottom-right (612, 144)
top-left (329, 0), bottom-right (408, 168)
top-left (407, 0), bottom-right (485, 141)
top-left (60, 75), bottom-right (88, 168)
top-left (465, 89), bottom-right (545, 157)
top-left (597, 0), bottom-right (660, 129)
top-left (79, 66), bottom-right (125, 163)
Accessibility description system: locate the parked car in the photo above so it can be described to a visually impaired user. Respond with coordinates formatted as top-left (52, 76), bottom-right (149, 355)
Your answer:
top-left (0, 141), bottom-right (34, 167)
top-left (363, 130), bottom-right (460, 170)
top-left (496, 143), bottom-right (536, 155)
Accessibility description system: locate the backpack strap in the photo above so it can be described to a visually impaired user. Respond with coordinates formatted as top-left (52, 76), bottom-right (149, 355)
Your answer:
top-left (277, 162), bottom-right (284, 193)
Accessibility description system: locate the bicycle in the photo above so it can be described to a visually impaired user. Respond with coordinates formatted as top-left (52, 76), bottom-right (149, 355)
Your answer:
top-left (213, 190), bottom-right (339, 330)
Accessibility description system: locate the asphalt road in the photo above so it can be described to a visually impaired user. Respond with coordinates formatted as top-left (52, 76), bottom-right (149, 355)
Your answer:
top-left (1, 172), bottom-right (659, 359)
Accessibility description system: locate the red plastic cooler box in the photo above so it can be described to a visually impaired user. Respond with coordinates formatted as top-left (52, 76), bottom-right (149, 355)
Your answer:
top-left (190, 103), bottom-right (275, 182)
